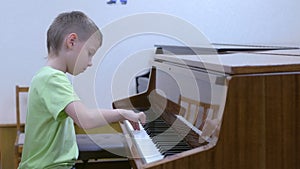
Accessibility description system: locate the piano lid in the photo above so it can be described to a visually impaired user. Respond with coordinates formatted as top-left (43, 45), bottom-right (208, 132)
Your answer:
top-left (154, 44), bottom-right (300, 75)
top-left (155, 44), bottom-right (299, 55)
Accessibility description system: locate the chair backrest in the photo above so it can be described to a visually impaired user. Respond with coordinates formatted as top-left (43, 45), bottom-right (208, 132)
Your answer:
top-left (16, 85), bottom-right (29, 134)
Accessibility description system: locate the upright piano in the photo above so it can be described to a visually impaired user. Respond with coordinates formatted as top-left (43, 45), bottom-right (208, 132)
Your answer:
top-left (113, 44), bottom-right (300, 169)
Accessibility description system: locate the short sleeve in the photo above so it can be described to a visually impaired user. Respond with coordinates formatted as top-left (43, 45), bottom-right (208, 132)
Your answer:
top-left (41, 72), bottom-right (80, 121)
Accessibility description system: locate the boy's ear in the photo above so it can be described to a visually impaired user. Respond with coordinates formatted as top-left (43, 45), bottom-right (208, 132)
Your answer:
top-left (66, 33), bottom-right (78, 48)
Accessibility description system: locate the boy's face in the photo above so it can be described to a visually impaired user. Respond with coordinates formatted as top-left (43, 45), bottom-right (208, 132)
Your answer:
top-left (69, 33), bottom-right (102, 75)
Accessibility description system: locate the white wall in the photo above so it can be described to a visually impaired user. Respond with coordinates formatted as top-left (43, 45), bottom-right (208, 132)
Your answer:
top-left (1, 0), bottom-right (299, 124)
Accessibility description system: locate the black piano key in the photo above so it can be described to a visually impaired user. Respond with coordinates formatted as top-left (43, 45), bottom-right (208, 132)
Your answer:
top-left (156, 141), bottom-right (190, 150)
top-left (141, 116), bottom-right (192, 158)
top-left (159, 144), bottom-right (191, 157)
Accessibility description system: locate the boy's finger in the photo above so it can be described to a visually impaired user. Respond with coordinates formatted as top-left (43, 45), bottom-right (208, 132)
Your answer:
top-left (132, 122), bottom-right (140, 130)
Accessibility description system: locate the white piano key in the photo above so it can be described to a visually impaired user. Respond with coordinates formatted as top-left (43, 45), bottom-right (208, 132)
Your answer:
top-left (124, 120), bottom-right (164, 163)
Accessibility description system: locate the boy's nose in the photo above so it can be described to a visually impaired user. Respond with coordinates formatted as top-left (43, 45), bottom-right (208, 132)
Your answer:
top-left (87, 59), bottom-right (93, 67)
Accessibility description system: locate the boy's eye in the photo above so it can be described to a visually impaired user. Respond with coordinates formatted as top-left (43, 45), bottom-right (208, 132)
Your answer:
top-left (88, 50), bottom-right (96, 57)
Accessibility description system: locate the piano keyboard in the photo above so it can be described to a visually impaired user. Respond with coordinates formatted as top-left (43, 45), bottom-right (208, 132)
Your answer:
top-left (124, 116), bottom-right (192, 164)
top-left (124, 120), bottom-right (164, 163)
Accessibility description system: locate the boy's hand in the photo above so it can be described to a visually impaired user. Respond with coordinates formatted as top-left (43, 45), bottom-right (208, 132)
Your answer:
top-left (118, 109), bottom-right (146, 130)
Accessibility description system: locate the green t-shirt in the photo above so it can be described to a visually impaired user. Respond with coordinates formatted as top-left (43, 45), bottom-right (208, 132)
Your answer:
top-left (18, 66), bottom-right (80, 169)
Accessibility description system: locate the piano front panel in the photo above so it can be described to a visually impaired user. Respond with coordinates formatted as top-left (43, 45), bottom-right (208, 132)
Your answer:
top-left (210, 73), bottom-right (300, 169)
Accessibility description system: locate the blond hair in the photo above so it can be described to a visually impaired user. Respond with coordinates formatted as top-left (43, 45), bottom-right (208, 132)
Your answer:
top-left (47, 11), bottom-right (101, 55)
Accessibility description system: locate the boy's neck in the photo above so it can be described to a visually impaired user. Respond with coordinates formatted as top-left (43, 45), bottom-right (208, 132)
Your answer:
top-left (46, 55), bottom-right (67, 73)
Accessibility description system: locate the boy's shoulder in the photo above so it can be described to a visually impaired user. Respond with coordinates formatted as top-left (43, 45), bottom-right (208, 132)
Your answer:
top-left (32, 66), bottom-right (67, 86)
top-left (35, 66), bottom-right (65, 79)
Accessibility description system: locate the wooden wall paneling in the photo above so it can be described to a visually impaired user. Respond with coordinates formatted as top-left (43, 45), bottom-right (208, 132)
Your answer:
top-left (0, 126), bottom-right (19, 169)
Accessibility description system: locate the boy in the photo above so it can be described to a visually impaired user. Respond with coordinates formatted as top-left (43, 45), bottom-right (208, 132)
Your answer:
top-left (18, 11), bottom-right (145, 169)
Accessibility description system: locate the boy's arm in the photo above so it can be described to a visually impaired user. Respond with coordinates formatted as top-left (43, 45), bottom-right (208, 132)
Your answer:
top-left (65, 101), bottom-right (145, 130)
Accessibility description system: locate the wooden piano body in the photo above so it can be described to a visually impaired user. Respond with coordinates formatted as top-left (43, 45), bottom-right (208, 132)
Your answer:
top-left (113, 45), bottom-right (300, 169)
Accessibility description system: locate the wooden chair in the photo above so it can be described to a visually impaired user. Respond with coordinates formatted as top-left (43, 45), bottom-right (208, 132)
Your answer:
top-left (14, 85), bottom-right (29, 168)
